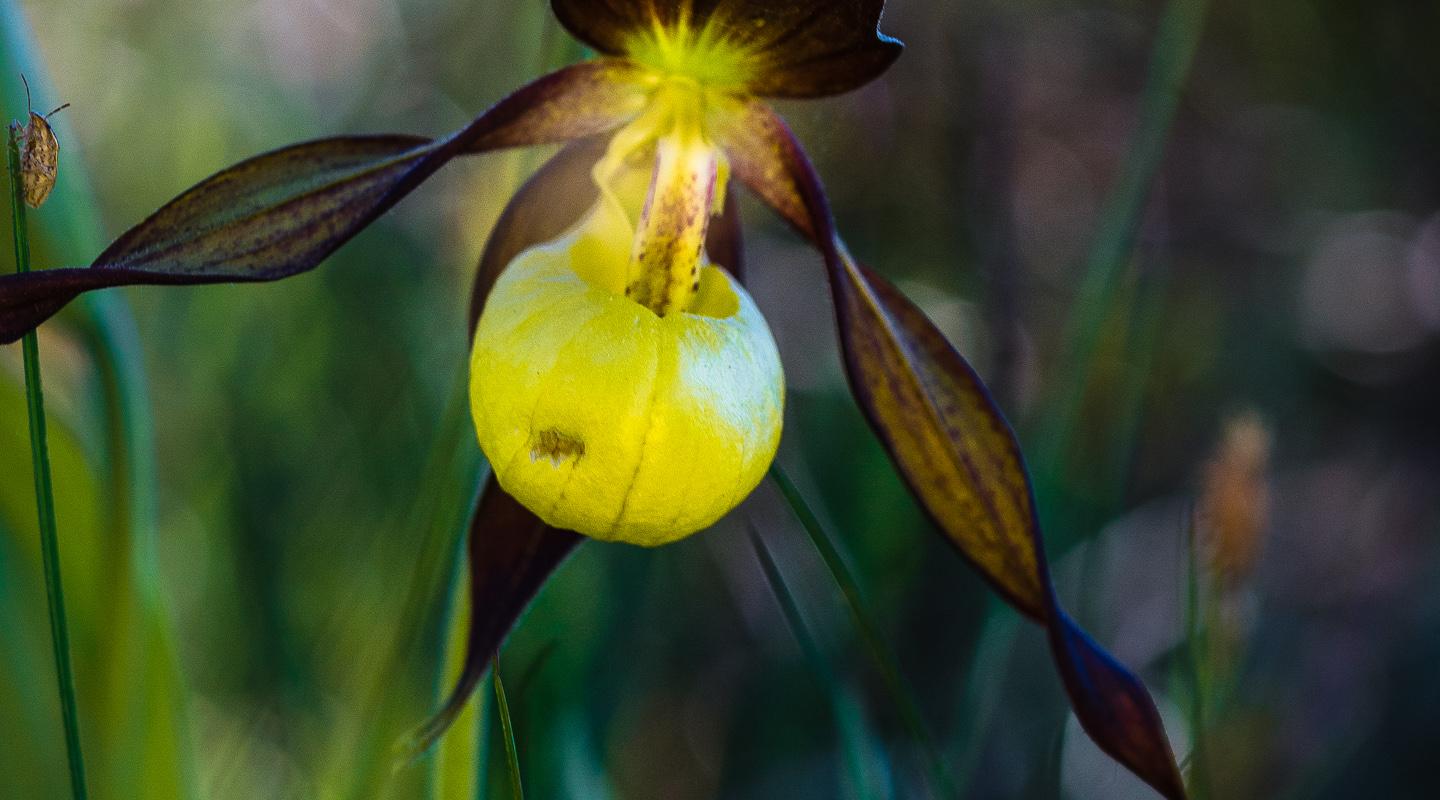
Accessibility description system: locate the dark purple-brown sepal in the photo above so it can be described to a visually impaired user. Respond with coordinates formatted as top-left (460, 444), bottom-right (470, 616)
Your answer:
top-left (551, 0), bottom-right (902, 98)
top-left (406, 476), bottom-right (582, 756)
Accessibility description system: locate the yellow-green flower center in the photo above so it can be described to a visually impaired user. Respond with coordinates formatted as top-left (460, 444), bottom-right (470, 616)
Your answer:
top-left (623, 15), bottom-right (757, 91)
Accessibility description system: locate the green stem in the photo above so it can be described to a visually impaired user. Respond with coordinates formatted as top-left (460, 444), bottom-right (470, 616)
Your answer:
top-left (10, 128), bottom-right (88, 800)
top-left (948, 601), bottom-right (1019, 794)
top-left (1184, 513), bottom-right (1209, 800)
top-left (1035, 0), bottom-right (1210, 479)
top-left (491, 658), bottom-right (524, 800)
top-left (770, 464), bottom-right (957, 799)
top-left (748, 528), bottom-right (873, 799)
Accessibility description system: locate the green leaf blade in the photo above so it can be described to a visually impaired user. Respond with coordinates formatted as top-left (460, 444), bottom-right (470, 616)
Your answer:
top-left (492, 659), bottom-right (524, 800)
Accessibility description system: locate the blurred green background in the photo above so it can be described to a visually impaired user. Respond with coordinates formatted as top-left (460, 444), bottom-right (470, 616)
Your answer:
top-left (3, 0), bottom-right (1439, 798)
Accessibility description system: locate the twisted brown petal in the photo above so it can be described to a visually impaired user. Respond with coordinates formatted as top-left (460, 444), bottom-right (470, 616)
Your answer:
top-left (551, 0), bottom-right (902, 98)
top-left (720, 99), bottom-right (1188, 800)
top-left (0, 59), bottom-right (650, 344)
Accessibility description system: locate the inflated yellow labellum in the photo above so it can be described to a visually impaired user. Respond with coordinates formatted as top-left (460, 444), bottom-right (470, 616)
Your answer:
top-left (469, 171), bottom-right (783, 546)
top-left (12, 76), bottom-right (68, 209)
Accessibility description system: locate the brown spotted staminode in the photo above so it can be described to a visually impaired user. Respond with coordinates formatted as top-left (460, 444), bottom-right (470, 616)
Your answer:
top-left (12, 75), bottom-right (69, 209)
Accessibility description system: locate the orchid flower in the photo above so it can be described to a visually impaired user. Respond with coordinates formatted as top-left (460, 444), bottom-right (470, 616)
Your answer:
top-left (0, 1), bottom-right (1187, 795)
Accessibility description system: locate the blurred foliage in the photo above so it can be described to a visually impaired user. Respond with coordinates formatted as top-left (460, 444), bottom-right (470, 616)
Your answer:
top-left (3, 0), bottom-right (1440, 798)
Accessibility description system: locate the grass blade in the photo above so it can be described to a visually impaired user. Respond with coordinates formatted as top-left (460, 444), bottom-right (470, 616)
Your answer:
top-left (737, 102), bottom-right (1187, 797)
top-left (433, 555), bottom-right (490, 800)
top-left (1034, 0), bottom-right (1210, 480)
top-left (769, 464), bottom-right (957, 798)
top-left (1184, 512), bottom-right (1210, 799)
top-left (342, 368), bottom-right (482, 800)
top-left (0, 13), bottom-right (194, 793)
top-left (949, 602), bottom-right (1019, 794)
top-left (748, 527), bottom-right (884, 799)
top-left (492, 658), bottom-right (524, 800)
top-left (9, 126), bottom-right (88, 800)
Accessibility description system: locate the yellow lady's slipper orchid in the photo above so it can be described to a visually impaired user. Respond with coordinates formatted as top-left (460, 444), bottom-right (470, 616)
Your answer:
top-left (0, 2), bottom-right (1189, 794)
top-left (469, 125), bottom-right (783, 545)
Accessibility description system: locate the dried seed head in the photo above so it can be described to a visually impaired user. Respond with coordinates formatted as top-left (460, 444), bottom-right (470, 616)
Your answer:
top-left (1198, 410), bottom-right (1273, 584)
top-left (13, 74), bottom-right (68, 209)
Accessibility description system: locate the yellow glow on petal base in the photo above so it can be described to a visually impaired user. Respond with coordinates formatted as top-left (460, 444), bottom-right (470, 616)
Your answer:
top-left (469, 199), bottom-right (783, 546)
top-left (624, 18), bottom-right (758, 91)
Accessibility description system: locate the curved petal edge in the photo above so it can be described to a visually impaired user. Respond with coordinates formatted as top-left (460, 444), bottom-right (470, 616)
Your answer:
top-left (0, 60), bottom-right (649, 345)
top-left (721, 99), bottom-right (1188, 800)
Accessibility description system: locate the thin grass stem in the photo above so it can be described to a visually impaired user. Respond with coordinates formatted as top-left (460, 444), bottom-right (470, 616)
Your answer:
top-left (492, 658), bottom-right (524, 800)
top-left (1184, 511), bottom-right (1210, 800)
top-left (769, 464), bottom-right (957, 799)
top-left (9, 127), bottom-right (88, 800)
top-left (949, 601), bottom-right (1019, 794)
top-left (1035, 0), bottom-right (1210, 478)
top-left (748, 527), bottom-right (874, 798)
